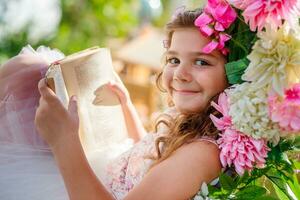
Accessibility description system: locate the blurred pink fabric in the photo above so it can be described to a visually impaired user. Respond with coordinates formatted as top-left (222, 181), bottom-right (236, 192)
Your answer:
top-left (0, 46), bottom-right (68, 200)
top-left (0, 45), bottom-right (64, 148)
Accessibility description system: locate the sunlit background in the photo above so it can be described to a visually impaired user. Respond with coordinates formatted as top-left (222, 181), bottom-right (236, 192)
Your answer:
top-left (0, 0), bottom-right (205, 128)
top-left (1, 1), bottom-right (299, 197)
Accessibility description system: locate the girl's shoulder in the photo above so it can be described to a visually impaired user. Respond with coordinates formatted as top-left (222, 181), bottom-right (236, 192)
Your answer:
top-left (125, 136), bottom-right (221, 200)
top-left (189, 135), bottom-right (219, 148)
top-left (177, 137), bottom-right (220, 165)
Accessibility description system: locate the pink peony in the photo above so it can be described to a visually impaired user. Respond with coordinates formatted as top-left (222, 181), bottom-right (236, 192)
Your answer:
top-left (211, 92), bottom-right (270, 175)
top-left (230, 0), bottom-right (300, 31)
top-left (218, 129), bottom-right (269, 175)
top-left (268, 83), bottom-right (300, 132)
top-left (194, 0), bottom-right (237, 55)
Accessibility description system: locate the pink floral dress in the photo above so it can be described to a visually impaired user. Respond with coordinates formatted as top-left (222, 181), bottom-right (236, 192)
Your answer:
top-left (103, 108), bottom-right (219, 200)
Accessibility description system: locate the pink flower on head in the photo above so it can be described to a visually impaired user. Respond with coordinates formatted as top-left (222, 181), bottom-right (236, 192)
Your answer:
top-left (211, 92), bottom-right (270, 175)
top-left (230, 0), bottom-right (300, 31)
top-left (205, 0), bottom-right (237, 30)
top-left (202, 33), bottom-right (231, 54)
top-left (218, 129), bottom-right (269, 175)
top-left (268, 83), bottom-right (300, 132)
top-left (194, 0), bottom-right (237, 55)
top-left (194, 13), bottom-right (215, 37)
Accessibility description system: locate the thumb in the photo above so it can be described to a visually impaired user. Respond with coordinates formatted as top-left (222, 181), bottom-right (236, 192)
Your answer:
top-left (68, 95), bottom-right (78, 116)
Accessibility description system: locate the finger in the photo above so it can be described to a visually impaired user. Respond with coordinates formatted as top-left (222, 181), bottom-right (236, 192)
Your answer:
top-left (68, 95), bottom-right (78, 116)
top-left (108, 80), bottom-right (124, 92)
top-left (109, 82), bottom-right (129, 99)
top-left (38, 96), bottom-right (48, 108)
top-left (107, 84), bottom-right (123, 97)
top-left (38, 78), bottom-right (57, 100)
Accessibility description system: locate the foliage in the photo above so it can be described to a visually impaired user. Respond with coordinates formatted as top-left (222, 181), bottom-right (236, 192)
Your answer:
top-left (0, 0), bottom-right (141, 62)
top-left (206, 136), bottom-right (300, 200)
top-left (52, 0), bottom-right (139, 54)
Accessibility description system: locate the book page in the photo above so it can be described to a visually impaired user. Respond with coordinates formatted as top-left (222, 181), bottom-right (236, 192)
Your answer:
top-left (56, 48), bottom-right (132, 180)
top-left (46, 64), bottom-right (69, 107)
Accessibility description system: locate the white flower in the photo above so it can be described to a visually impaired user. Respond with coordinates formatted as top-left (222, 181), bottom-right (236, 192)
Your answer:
top-left (193, 182), bottom-right (212, 200)
top-left (228, 83), bottom-right (282, 144)
top-left (193, 196), bottom-right (204, 200)
top-left (201, 182), bottom-right (209, 196)
top-left (242, 23), bottom-right (300, 96)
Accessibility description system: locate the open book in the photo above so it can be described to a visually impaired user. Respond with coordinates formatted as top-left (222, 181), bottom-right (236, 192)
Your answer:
top-left (46, 47), bottom-right (133, 180)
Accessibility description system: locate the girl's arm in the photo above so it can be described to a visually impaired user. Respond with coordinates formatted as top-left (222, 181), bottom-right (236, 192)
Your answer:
top-left (36, 78), bottom-right (221, 200)
top-left (52, 131), bottom-right (114, 200)
top-left (35, 79), bottom-right (115, 200)
top-left (107, 81), bottom-right (147, 143)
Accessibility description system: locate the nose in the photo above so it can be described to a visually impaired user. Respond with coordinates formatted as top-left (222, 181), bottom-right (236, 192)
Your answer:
top-left (173, 62), bottom-right (192, 82)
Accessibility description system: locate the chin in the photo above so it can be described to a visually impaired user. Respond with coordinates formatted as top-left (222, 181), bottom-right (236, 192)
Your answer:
top-left (174, 104), bottom-right (206, 115)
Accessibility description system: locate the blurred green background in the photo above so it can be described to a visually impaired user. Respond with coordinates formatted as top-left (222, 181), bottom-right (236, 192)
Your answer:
top-left (0, 1), bottom-right (299, 199)
top-left (0, 0), bottom-right (204, 64)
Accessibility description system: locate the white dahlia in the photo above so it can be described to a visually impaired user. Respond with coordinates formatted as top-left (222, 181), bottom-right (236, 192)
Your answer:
top-left (242, 24), bottom-right (300, 96)
top-left (227, 83), bottom-right (282, 144)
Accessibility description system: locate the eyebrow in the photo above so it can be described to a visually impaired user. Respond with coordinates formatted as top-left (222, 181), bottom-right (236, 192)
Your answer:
top-left (166, 50), bottom-right (218, 59)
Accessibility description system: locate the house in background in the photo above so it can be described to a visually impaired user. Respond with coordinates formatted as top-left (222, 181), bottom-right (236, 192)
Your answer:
top-left (112, 26), bottom-right (166, 129)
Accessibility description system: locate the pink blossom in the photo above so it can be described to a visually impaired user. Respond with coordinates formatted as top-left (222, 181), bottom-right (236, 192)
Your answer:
top-left (210, 92), bottom-right (232, 131)
top-left (194, 0), bottom-right (237, 55)
top-left (268, 83), bottom-right (300, 132)
top-left (194, 13), bottom-right (214, 37)
top-left (218, 129), bottom-right (269, 175)
top-left (210, 92), bottom-right (270, 175)
top-left (205, 0), bottom-right (237, 30)
top-left (202, 40), bottom-right (219, 54)
top-left (230, 0), bottom-right (300, 31)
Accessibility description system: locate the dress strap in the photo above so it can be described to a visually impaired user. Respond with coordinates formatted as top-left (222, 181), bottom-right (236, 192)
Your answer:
top-left (192, 136), bottom-right (219, 148)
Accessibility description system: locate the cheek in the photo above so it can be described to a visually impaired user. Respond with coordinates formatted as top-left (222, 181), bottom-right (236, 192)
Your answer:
top-left (161, 67), bottom-right (173, 90)
top-left (212, 72), bottom-right (227, 91)
top-left (196, 68), bottom-right (228, 94)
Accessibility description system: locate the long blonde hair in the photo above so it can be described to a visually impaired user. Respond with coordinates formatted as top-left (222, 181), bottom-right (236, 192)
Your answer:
top-left (149, 9), bottom-right (224, 167)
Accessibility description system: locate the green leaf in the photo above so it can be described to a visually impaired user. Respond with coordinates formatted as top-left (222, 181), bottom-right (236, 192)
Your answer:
top-left (235, 185), bottom-right (267, 200)
top-left (225, 57), bottom-right (249, 84)
top-left (293, 159), bottom-right (300, 170)
top-left (292, 136), bottom-right (300, 150)
top-left (219, 173), bottom-right (236, 192)
top-left (226, 11), bottom-right (257, 62)
top-left (266, 169), bottom-right (296, 200)
top-left (273, 182), bottom-right (290, 200)
top-left (207, 184), bottom-right (219, 194)
top-left (254, 195), bottom-right (278, 200)
top-left (286, 173), bottom-right (300, 199)
top-left (279, 139), bottom-right (294, 152)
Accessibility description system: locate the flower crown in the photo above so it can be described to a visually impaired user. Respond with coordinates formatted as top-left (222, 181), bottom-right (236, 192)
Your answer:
top-left (171, 0), bottom-right (300, 199)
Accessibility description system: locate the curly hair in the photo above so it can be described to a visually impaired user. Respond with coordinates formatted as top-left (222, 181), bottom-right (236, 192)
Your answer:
top-left (148, 8), bottom-right (226, 168)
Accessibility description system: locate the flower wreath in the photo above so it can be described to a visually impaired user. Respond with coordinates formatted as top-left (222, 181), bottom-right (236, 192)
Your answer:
top-left (170, 1), bottom-right (300, 199)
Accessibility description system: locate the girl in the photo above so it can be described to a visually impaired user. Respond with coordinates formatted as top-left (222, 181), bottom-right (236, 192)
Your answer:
top-left (36, 8), bottom-right (228, 199)
top-left (2, 8), bottom-right (229, 199)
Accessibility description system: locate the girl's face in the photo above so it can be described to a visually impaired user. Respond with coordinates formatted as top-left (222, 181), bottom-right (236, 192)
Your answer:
top-left (162, 28), bottom-right (228, 114)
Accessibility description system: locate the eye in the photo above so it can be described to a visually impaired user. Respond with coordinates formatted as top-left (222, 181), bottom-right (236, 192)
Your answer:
top-left (195, 59), bottom-right (210, 67)
top-left (167, 57), bottom-right (180, 65)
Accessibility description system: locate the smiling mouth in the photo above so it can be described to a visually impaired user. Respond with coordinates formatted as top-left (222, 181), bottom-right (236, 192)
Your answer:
top-left (173, 88), bottom-right (200, 95)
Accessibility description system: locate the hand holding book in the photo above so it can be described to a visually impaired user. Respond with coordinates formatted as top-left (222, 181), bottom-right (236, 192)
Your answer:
top-left (36, 78), bottom-right (80, 149)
